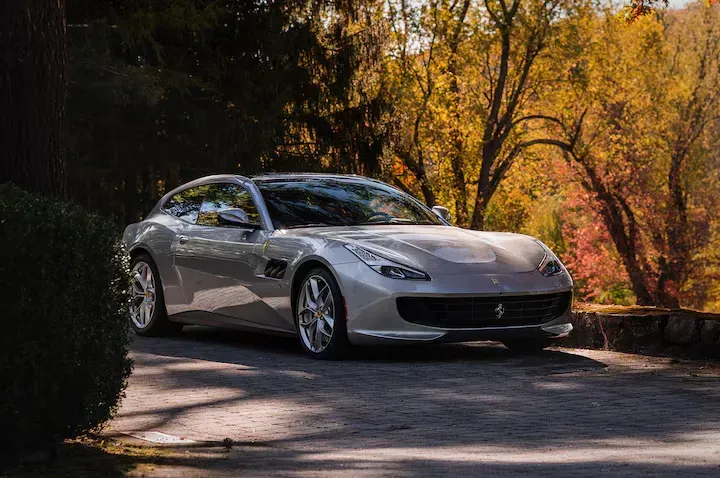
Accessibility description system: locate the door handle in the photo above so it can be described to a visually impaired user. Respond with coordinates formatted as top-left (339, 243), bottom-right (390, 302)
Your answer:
top-left (178, 235), bottom-right (190, 245)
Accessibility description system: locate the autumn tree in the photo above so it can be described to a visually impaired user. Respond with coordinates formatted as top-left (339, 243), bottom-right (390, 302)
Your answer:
top-left (0, 0), bottom-right (66, 198)
top-left (466, 0), bottom-right (577, 229)
top-left (384, 0), bottom-right (465, 208)
top-left (386, 0), bottom-right (582, 228)
top-left (541, 4), bottom-right (720, 307)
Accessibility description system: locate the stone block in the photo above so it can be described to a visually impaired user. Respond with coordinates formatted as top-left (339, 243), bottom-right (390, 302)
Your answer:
top-left (664, 316), bottom-right (699, 345)
top-left (700, 320), bottom-right (720, 345)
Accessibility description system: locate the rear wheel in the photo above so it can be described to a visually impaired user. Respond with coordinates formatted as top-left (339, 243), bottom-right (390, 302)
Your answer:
top-left (502, 338), bottom-right (550, 354)
top-left (130, 254), bottom-right (182, 337)
top-left (295, 268), bottom-right (350, 359)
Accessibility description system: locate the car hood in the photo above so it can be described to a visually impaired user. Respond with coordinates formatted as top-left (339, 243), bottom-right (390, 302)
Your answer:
top-left (294, 225), bottom-right (546, 275)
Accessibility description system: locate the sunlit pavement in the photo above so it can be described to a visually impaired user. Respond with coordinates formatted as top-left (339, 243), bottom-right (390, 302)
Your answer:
top-left (109, 327), bottom-right (720, 476)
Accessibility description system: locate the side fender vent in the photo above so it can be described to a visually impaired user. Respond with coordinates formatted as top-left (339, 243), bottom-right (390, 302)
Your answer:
top-left (264, 259), bottom-right (288, 279)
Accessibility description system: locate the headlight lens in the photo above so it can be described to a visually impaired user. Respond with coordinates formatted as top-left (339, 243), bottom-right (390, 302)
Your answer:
top-left (539, 256), bottom-right (563, 276)
top-left (344, 244), bottom-right (430, 280)
top-left (536, 244), bottom-right (564, 277)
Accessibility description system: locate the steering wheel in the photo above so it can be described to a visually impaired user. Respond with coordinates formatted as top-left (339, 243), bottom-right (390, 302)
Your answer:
top-left (364, 211), bottom-right (394, 223)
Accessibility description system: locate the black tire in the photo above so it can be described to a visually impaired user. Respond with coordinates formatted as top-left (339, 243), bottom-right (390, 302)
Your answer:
top-left (130, 254), bottom-right (183, 337)
top-left (294, 267), bottom-right (350, 360)
top-left (502, 338), bottom-right (550, 354)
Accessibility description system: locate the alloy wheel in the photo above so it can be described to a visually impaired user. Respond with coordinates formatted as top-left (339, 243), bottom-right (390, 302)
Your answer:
top-left (131, 261), bottom-right (156, 329)
top-left (297, 275), bottom-right (335, 353)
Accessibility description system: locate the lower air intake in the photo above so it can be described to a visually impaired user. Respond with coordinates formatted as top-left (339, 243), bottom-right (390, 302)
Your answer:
top-left (397, 291), bottom-right (571, 329)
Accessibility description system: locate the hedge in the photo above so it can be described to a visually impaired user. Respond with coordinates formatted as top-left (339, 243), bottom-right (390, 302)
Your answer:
top-left (0, 184), bottom-right (133, 457)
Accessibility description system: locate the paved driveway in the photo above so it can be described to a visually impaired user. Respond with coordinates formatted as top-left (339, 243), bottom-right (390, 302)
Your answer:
top-left (110, 327), bottom-right (720, 476)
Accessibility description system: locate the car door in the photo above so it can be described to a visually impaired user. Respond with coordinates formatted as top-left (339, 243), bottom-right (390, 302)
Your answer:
top-left (173, 181), bottom-right (282, 330)
top-left (162, 184), bottom-right (211, 316)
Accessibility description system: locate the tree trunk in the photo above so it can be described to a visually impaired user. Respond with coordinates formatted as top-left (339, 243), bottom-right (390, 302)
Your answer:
top-left (470, 141), bottom-right (497, 230)
top-left (581, 164), bottom-right (656, 306)
top-left (471, 195), bottom-right (488, 231)
top-left (0, 0), bottom-right (66, 198)
top-left (447, 61), bottom-right (468, 226)
top-left (418, 177), bottom-right (436, 207)
top-left (446, 0), bottom-right (471, 227)
top-left (654, 149), bottom-right (689, 308)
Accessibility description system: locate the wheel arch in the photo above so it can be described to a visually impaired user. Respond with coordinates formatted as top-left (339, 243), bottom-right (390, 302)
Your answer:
top-left (129, 245), bottom-right (152, 261)
top-left (128, 244), bottom-right (161, 267)
top-left (290, 257), bottom-right (344, 319)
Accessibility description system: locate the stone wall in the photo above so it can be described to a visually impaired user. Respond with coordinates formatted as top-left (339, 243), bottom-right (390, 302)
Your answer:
top-left (559, 310), bottom-right (720, 359)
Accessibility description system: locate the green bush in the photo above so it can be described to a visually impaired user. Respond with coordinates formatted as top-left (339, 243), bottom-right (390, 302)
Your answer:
top-left (0, 184), bottom-right (132, 456)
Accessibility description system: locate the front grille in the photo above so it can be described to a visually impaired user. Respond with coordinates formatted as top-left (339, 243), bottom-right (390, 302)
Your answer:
top-left (396, 292), bottom-right (571, 329)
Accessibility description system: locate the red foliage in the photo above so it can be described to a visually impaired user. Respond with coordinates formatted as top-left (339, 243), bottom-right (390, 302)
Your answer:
top-left (561, 189), bottom-right (632, 303)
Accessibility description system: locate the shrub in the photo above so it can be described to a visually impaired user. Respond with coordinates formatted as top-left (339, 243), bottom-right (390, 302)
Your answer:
top-left (0, 184), bottom-right (132, 456)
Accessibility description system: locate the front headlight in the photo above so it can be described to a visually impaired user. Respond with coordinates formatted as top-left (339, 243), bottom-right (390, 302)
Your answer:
top-left (535, 242), bottom-right (564, 277)
top-left (344, 244), bottom-right (430, 280)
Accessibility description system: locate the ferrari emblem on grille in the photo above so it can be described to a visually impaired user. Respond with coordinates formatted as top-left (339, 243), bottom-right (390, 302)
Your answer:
top-left (495, 303), bottom-right (505, 319)
top-left (492, 278), bottom-right (499, 285)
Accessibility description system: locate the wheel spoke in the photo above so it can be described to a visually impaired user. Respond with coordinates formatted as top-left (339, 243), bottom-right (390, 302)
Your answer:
top-left (322, 313), bottom-right (334, 329)
top-left (133, 272), bottom-right (145, 291)
top-left (299, 314), bottom-right (317, 328)
top-left (298, 306), bottom-right (315, 317)
top-left (321, 295), bottom-right (333, 314)
top-left (304, 282), bottom-right (317, 310)
top-left (318, 319), bottom-right (333, 337)
top-left (138, 267), bottom-right (148, 289)
top-left (309, 278), bottom-right (321, 303)
top-left (316, 285), bottom-right (329, 310)
top-left (144, 265), bottom-right (153, 289)
top-left (313, 321), bottom-right (323, 350)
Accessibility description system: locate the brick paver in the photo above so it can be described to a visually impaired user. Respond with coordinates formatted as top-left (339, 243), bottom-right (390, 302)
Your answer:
top-left (109, 327), bottom-right (720, 476)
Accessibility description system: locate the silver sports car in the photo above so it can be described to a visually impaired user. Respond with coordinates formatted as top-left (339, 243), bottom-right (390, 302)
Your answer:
top-left (123, 173), bottom-right (573, 358)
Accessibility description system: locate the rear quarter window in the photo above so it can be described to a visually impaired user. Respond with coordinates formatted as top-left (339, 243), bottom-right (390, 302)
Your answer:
top-left (162, 185), bottom-right (210, 224)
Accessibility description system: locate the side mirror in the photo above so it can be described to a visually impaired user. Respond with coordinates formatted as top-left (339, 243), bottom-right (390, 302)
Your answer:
top-left (431, 205), bottom-right (451, 222)
top-left (218, 208), bottom-right (254, 227)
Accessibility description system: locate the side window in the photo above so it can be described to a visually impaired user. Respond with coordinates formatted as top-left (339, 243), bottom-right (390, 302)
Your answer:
top-left (162, 185), bottom-right (210, 224)
top-left (197, 183), bottom-right (261, 227)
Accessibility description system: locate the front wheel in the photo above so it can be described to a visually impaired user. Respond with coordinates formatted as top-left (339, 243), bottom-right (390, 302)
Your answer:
top-left (502, 338), bottom-right (550, 354)
top-left (295, 268), bottom-right (350, 359)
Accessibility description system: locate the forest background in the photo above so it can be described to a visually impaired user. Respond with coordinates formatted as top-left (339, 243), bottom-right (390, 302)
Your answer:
top-left (62, 0), bottom-right (720, 310)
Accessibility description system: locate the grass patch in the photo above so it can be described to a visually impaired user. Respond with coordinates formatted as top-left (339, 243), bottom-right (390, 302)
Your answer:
top-left (3, 437), bottom-right (181, 477)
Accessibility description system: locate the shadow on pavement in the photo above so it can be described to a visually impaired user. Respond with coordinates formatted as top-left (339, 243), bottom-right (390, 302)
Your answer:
top-left (110, 326), bottom-right (720, 476)
top-left (136, 325), bottom-right (605, 367)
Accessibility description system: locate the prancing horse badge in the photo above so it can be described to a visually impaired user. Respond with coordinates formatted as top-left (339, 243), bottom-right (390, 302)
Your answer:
top-left (491, 278), bottom-right (499, 285)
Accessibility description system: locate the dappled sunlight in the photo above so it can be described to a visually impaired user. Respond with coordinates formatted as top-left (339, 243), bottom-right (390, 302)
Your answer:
top-left (533, 381), bottom-right (584, 390)
top-left (105, 331), bottom-right (720, 477)
top-left (299, 435), bottom-right (720, 466)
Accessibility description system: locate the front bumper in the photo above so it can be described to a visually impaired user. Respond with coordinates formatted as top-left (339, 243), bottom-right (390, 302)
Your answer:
top-left (332, 261), bottom-right (573, 346)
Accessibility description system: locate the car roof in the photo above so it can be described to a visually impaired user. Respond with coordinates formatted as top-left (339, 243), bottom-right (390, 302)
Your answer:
top-left (150, 173), bottom-right (388, 216)
top-left (250, 173), bottom-right (376, 183)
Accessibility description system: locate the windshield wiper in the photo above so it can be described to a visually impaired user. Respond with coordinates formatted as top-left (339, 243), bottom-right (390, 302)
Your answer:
top-left (356, 218), bottom-right (421, 226)
top-left (284, 223), bottom-right (335, 229)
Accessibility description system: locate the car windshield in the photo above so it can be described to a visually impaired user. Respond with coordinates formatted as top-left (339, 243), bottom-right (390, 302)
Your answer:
top-left (255, 178), bottom-right (445, 229)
